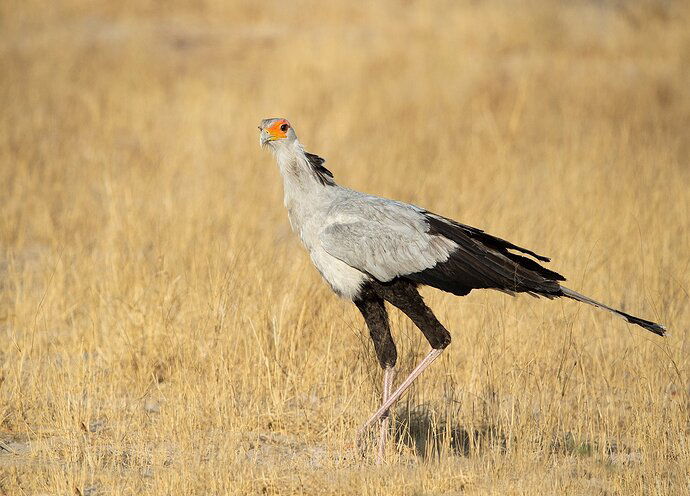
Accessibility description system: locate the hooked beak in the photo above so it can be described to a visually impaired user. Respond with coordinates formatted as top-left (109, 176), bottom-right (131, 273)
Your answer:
top-left (259, 127), bottom-right (276, 147)
top-left (258, 119), bottom-right (291, 147)
top-left (259, 127), bottom-right (269, 147)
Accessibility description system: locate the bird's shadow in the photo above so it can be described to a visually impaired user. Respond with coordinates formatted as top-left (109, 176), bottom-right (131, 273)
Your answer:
top-left (387, 404), bottom-right (505, 459)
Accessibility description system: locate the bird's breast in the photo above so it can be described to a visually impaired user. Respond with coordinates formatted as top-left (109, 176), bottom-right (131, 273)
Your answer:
top-left (310, 248), bottom-right (369, 301)
top-left (286, 205), bottom-right (316, 248)
top-left (284, 203), bottom-right (368, 300)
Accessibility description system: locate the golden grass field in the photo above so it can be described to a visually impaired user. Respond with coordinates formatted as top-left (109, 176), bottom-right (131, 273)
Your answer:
top-left (1, 1), bottom-right (689, 494)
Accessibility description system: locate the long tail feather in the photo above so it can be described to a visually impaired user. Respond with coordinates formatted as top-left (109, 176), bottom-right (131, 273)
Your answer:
top-left (560, 287), bottom-right (665, 336)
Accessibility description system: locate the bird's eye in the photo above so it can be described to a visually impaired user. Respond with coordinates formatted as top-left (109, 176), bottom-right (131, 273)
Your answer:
top-left (280, 123), bottom-right (289, 133)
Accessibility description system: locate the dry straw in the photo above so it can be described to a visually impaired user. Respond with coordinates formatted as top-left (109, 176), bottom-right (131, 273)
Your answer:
top-left (1, 1), bottom-right (688, 494)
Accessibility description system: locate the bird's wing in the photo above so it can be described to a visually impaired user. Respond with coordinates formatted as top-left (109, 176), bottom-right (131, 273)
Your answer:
top-left (321, 194), bottom-right (565, 297)
top-left (320, 197), bottom-right (457, 282)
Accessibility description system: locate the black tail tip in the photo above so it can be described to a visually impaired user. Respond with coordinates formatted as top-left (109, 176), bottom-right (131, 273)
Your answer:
top-left (625, 315), bottom-right (666, 337)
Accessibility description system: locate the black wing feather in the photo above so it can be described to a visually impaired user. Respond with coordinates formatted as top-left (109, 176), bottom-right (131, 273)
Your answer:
top-left (404, 213), bottom-right (565, 297)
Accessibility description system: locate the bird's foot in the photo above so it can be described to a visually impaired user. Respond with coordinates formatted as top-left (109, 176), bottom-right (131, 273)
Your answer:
top-left (360, 348), bottom-right (444, 434)
top-left (357, 350), bottom-right (444, 462)
top-left (356, 366), bottom-right (396, 463)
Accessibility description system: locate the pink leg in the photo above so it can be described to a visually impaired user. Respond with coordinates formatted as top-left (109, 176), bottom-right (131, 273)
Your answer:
top-left (376, 366), bottom-right (396, 464)
top-left (359, 348), bottom-right (444, 439)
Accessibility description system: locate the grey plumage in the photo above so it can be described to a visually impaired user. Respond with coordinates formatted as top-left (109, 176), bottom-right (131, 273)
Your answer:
top-left (321, 196), bottom-right (457, 283)
top-left (259, 117), bottom-right (665, 336)
top-left (259, 117), bottom-right (665, 463)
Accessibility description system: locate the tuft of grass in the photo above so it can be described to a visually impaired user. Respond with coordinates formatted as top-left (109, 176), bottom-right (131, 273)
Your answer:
top-left (1, 0), bottom-right (689, 494)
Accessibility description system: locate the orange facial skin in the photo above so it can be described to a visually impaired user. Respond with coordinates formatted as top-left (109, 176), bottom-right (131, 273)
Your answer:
top-left (266, 119), bottom-right (291, 141)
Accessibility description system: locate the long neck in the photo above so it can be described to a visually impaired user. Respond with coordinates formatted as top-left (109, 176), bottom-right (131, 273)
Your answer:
top-left (273, 141), bottom-right (338, 240)
top-left (274, 141), bottom-right (335, 198)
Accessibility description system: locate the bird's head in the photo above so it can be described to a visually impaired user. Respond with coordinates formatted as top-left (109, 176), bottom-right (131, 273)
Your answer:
top-left (259, 118), bottom-right (296, 148)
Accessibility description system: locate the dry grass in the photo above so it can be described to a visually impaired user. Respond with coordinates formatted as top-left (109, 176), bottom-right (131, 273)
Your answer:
top-left (1, 0), bottom-right (689, 494)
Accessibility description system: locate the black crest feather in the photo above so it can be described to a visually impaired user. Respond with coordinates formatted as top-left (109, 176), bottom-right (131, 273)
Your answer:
top-left (305, 152), bottom-right (335, 186)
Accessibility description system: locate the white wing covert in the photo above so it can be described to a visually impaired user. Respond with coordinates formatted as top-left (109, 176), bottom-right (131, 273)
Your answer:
top-left (320, 197), bottom-right (457, 282)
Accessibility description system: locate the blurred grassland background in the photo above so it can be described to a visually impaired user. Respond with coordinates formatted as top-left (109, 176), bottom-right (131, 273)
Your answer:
top-left (1, 0), bottom-right (689, 494)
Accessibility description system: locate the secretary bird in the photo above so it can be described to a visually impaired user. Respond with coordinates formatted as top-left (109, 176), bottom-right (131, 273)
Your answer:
top-left (258, 117), bottom-right (665, 462)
